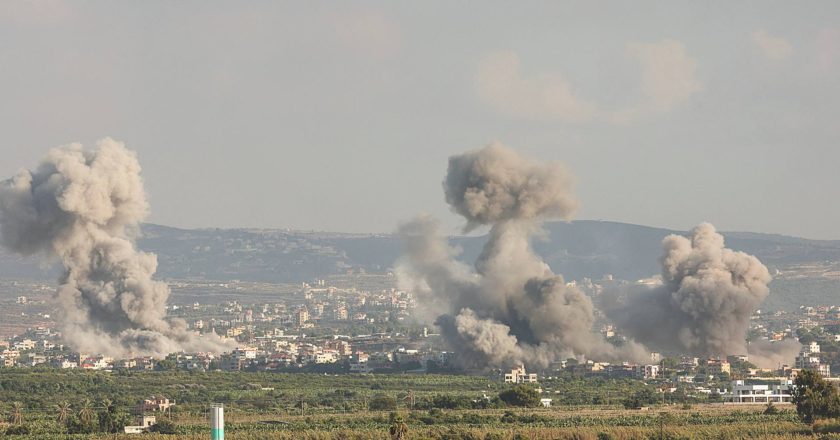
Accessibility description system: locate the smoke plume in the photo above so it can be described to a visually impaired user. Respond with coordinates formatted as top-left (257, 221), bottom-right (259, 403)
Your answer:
top-left (398, 143), bottom-right (647, 369)
top-left (606, 223), bottom-right (784, 361)
top-left (0, 139), bottom-right (233, 358)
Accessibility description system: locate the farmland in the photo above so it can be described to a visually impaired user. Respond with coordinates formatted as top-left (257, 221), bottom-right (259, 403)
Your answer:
top-left (0, 370), bottom-right (833, 439)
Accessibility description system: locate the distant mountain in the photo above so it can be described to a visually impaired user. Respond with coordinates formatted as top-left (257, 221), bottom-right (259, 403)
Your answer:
top-left (1, 220), bottom-right (838, 310)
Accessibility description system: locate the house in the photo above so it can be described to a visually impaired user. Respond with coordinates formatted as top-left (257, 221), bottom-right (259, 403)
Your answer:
top-left (143, 397), bottom-right (175, 413)
top-left (726, 380), bottom-right (793, 404)
top-left (638, 364), bottom-right (660, 379)
top-left (707, 359), bottom-right (731, 375)
top-left (504, 365), bottom-right (538, 383)
top-left (124, 415), bottom-right (157, 434)
top-left (796, 344), bottom-right (830, 377)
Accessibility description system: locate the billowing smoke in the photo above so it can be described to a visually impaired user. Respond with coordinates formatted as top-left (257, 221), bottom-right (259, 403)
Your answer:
top-left (0, 138), bottom-right (233, 358)
top-left (398, 143), bottom-right (647, 369)
top-left (606, 223), bottom-right (795, 364)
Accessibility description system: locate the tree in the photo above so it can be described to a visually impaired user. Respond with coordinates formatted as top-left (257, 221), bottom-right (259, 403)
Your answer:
top-left (78, 399), bottom-right (96, 425)
top-left (155, 358), bottom-right (178, 371)
top-left (498, 385), bottom-right (541, 408)
top-left (98, 398), bottom-right (126, 433)
top-left (623, 388), bottom-right (657, 409)
top-left (56, 401), bottom-right (72, 425)
top-left (660, 357), bottom-right (679, 370)
top-left (792, 369), bottom-right (840, 422)
top-left (9, 401), bottom-right (23, 425)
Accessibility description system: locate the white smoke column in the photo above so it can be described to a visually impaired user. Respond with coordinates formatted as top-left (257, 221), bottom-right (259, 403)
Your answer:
top-left (607, 223), bottom-right (788, 362)
top-left (0, 138), bottom-right (233, 358)
top-left (398, 143), bottom-right (647, 369)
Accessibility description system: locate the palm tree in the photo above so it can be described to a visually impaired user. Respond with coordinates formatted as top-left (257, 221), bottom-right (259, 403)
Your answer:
top-left (56, 401), bottom-right (72, 424)
top-left (10, 401), bottom-right (24, 425)
top-left (99, 398), bottom-right (117, 433)
top-left (78, 399), bottom-right (95, 425)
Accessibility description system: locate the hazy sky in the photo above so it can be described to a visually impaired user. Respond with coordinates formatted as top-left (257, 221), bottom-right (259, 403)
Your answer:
top-left (1, 1), bottom-right (838, 239)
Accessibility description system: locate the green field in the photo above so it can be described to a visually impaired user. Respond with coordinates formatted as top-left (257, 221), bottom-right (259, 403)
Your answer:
top-left (0, 369), bottom-right (833, 439)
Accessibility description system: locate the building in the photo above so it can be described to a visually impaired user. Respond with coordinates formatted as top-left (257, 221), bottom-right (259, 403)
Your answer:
top-left (333, 306), bottom-right (348, 321)
top-left (639, 364), bottom-right (660, 379)
top-left (504, 365), bottom-right (538, 384)
top-left (233, 347), bottom-right (257, 361)
top-left (142, 397), bottom-right (175, 413)
top-left (124, 415), bottom-right (157, 434)
top-left (296, 307), bottom-right (310, 327)
top-left (727, 380), bottom-right (794, 404)
top-left (796, 344), bottom-right (831, 377)
top-left (707, 359), bottom-right (731, 375)
top-left (349, 352), bottom-right (371, 373)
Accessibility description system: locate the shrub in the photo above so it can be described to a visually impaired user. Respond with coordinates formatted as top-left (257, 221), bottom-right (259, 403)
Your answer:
top-left (150, 417), bottom-right (178, 434)
top-left (5, 424), bottom-right (29, 435)
top-left (814, 419), bottom-right (840, 434)
top-left (498, 384), bottom-right (541, 407)
top-left (369, 394), bottom-right (398, 411)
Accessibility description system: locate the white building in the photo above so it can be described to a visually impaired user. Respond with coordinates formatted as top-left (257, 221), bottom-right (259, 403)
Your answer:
top-left (637, 364), bottom-right (660, 379)
top-left (233, 347), bottom-right (257, 361)
top-left (726, 380), bottom-right (794, 404)
top-left (796, 344), bottom-right (830, 377)
top-left (504, 365), bottom-right (538, 384)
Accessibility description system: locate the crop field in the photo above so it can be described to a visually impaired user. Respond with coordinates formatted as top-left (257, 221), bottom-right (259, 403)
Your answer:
top-left (0, 370), bottom-right (835, 439)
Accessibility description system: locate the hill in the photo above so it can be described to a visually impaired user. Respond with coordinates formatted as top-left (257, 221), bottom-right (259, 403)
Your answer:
top-left (1, 220), bottom-right (838, 311)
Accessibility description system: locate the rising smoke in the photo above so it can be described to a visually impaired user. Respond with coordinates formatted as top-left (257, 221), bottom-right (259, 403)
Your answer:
top-left (606, 223), bottom-right (798, 366)
top-left (398, 143), bottom-right (647, 369)
top-left (0, 139), bottom-right (233, 358)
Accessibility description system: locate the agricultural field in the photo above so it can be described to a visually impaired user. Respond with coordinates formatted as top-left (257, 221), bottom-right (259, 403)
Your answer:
top-left (0, 370), bottom-right (837, 439)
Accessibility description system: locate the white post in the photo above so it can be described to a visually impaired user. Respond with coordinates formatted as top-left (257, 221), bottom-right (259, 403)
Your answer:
top-left (211, 404), bottom-right (224, 440)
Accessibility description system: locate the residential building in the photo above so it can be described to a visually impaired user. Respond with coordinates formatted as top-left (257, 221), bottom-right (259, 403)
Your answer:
top-left (727, 380), bottom-right (793, 404)
top-left (504, 365), bottom-right (538, 384)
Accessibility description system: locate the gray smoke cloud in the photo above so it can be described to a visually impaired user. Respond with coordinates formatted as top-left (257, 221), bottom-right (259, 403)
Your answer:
top-left (606, 223), bottom-right (795, 364)
top-left (0, 138), bottom-right (233, 358)
top-left (398, 143), bottom-right (647, 369)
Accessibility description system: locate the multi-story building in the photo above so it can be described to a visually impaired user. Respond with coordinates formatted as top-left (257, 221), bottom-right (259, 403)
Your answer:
top-left (796, 343), bottom-right (830, 377)
top-left (296, 307), bottom-right (310, 327)
top-left (707, 359), bottom-right (731, 375)
top-left (504, 365), bottom-right (538, 384)
top-left (727, 380), bottom-right (794, 404)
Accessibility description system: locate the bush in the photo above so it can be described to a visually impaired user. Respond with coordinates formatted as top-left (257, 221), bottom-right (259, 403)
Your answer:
top-left (150, 417), bottom-right (178, 434)
top-left (438, 427), bottom-right (481, 440)
top-left (5, 424), bottom-right (30, 435)
top-left (814, 419), bottom-right (840, 434)
top-left (623, 388), bottom-right (658, 409)
top-left (369, 394), bottom-right (398, 411)
top-left (498, 384), bottom-right (541, 407)
top-left (432, 394), bottom-right (471, 409)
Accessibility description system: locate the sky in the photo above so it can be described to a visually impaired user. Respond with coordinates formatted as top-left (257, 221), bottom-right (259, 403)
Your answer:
top-left (0, 1), bottom-right (838, 239)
